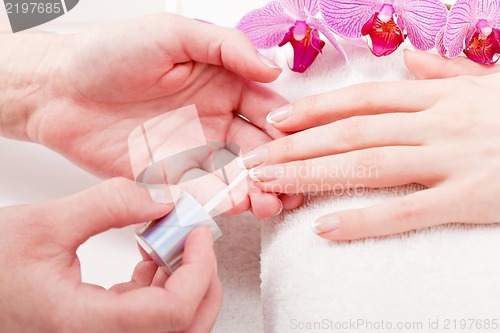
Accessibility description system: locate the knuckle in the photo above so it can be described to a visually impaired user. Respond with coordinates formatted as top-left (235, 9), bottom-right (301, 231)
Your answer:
top-left (99, 178), bottom-right (137, 221)
top-left (354, 150), bottom-right (385, 172)
top-left (294, 94), bottom-right (318, 119)
top-left (348, 209), bottom-right (370, 236)
top-left (445, 76), bottom-right (480, 97)
top-left (336, 117), bottom-right (366, 148)
top-left (354, 82), bottom-right (381, 109)
top-left (276, 136), bottom-right (296, 161)
top-left (443, 114), bottom-right (470, 136)
top-left (105, 177), bottom-right (136, 201)
top-left (168, 300), bottom-right (196, 330)
top-left (393, 199), bottom-right (421, 225)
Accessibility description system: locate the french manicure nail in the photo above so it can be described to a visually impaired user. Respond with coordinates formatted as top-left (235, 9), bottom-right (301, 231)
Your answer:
top-left (249, 165), bottom-right (284, 182)
top-left (273, 200), bottom-right (284, 217)
top-left (248, 168), bottom-right (262, 182)
top-left (267, 104), bottom-right (292, 124)
top-left (237, 148), bottom-right (268, 169)
top-left (312, 215), bottom-right (340, 234)
top-left (147, 185), bottom-right (181, 205)
top-left (259, 53), bottom-right (281, 69)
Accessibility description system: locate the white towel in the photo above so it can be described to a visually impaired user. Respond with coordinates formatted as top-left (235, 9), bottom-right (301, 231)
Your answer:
top-left (212, 213), bottom-right (264, 333)
top-left (259, 42), bottom-right (500, 333)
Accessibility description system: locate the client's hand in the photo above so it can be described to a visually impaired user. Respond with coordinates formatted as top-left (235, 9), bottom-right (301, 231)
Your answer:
top-left (238, 51), bottom-right (500, 241)
top-left (0, 178), bottom-right (220, 333)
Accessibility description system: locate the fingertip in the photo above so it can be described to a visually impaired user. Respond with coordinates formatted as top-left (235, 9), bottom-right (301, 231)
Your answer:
top-left (222, 30), bottom-right (282, 83)
top-left (402, 48), bottom-right (417, 69)
top-left (145, 184), bottom-right (181, 206)
top-left (265, 96), bottom-right (329, 132)
top-left (185, 227), bottom-right (214, 253)
top-left (258, 53), bottom-right (282, 71)
top-left (313, 225), bottom-right (357, 242)
top-left (256, 52), bottom-right (283, 81)
top-left (179, 19), bottom-right (282, 82)
top-left (315, 230), bottom-right (349, 242)
top-left (311, 213), bottom-right (361, 241)
top-left (250, 192), bottom-right (283, 219)
top-left (403, 49), bottom-right (439, 79)
top-left (280, 194), bottom-right (304, 210)
top-left (404, 49), bottom-right (500, 79)
top-left (244, 55), bottom-right (282, 83)
top-left (265, 104), bottom-right (293, 129)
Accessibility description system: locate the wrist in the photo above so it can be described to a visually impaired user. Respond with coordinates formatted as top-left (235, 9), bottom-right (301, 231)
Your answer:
top-left (0, 33), bottom-right (65, 142)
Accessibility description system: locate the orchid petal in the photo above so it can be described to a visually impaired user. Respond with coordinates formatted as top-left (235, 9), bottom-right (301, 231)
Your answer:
top-left (319, 0), bottom-right (383, 39)
top-left (444, 0), bottom-right (477, 57)
top-left (435, 26), bottom-right (447, 56)
top-left (279, 25), bottom-right (325, 72)
top-left (479, 0), bottom-right (500, 27)
top-left (394, 0), bottom-right (448, 50)
top-left (282, 0), bottom-right (320, 18)
top-left (236, 1), bottom-right (295, 49)
top-left (307, 16), bottom-right (348, 60)
top-left (464, 27), bottom-right (500, 63)
top-left (362, 13), bottom-right (405, 56)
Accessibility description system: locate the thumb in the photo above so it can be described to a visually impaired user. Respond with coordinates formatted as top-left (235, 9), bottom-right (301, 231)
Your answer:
top-left (51, 178), bottom-right (179, 248)
top-left (161, 13), bottom-right (282, 83)
top-left (404, 49), bottom-right (500, 79)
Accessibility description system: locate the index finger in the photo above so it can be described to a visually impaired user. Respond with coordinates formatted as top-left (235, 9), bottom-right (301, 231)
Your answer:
top-left (268, 79), bottom-right (444, 132)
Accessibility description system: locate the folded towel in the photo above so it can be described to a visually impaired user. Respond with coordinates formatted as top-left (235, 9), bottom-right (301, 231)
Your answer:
top-left (262, 189), bottom-right (500, 332)
top-left (213, 213), bottom-right (264, 333)
top-left (259, 42), bottom-right (500, 333)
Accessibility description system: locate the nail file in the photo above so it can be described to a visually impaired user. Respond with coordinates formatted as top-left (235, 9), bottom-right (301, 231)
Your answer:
top-left (202, 169), bottom-right (249, 213)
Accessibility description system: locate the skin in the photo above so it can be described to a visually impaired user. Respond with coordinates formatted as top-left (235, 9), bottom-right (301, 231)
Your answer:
top-left (0, 13), bottom-right (303, 219)
top-left (0, 178), bottom-right (221, 333)
top-left (246, 50), bottom-right (500, 241)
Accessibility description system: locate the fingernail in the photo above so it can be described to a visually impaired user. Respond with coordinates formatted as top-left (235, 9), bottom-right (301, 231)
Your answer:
top-left (147, 185), bottom-right (181, 205)
top-left (248, 168), bottom-right (261, 182)
top-left (259, 53), bottom-right (281, 69)
top-left (273, 200), bottom-right (284, 217)
top-left (312, 215), bottom-right (340, 234)
top-left (249, 165), bottom-right (284, 182)
top-left (237, 148), bottom-right (268, 169)
top-left (267, 104), bottom-right (292, 124)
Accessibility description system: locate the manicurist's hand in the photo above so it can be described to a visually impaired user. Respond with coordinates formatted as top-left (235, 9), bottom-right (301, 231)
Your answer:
top-left (0, 13), bottom-right (302, 218)
top-left (238, 50), bottom-right (500, 241)
top-left (0, 178), bottom-right (221, 333)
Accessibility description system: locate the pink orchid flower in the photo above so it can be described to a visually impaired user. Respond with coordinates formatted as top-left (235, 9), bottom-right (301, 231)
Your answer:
top-left (439, 0), bottom-right (500, 64)
top-left (237, 0), bottom-right (347, 73)
top-left (319, 0), bottom-right (448, 57)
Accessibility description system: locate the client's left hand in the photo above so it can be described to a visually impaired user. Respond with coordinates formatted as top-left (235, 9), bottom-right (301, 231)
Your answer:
top-left (238, 50), bottom-right (500, 241)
